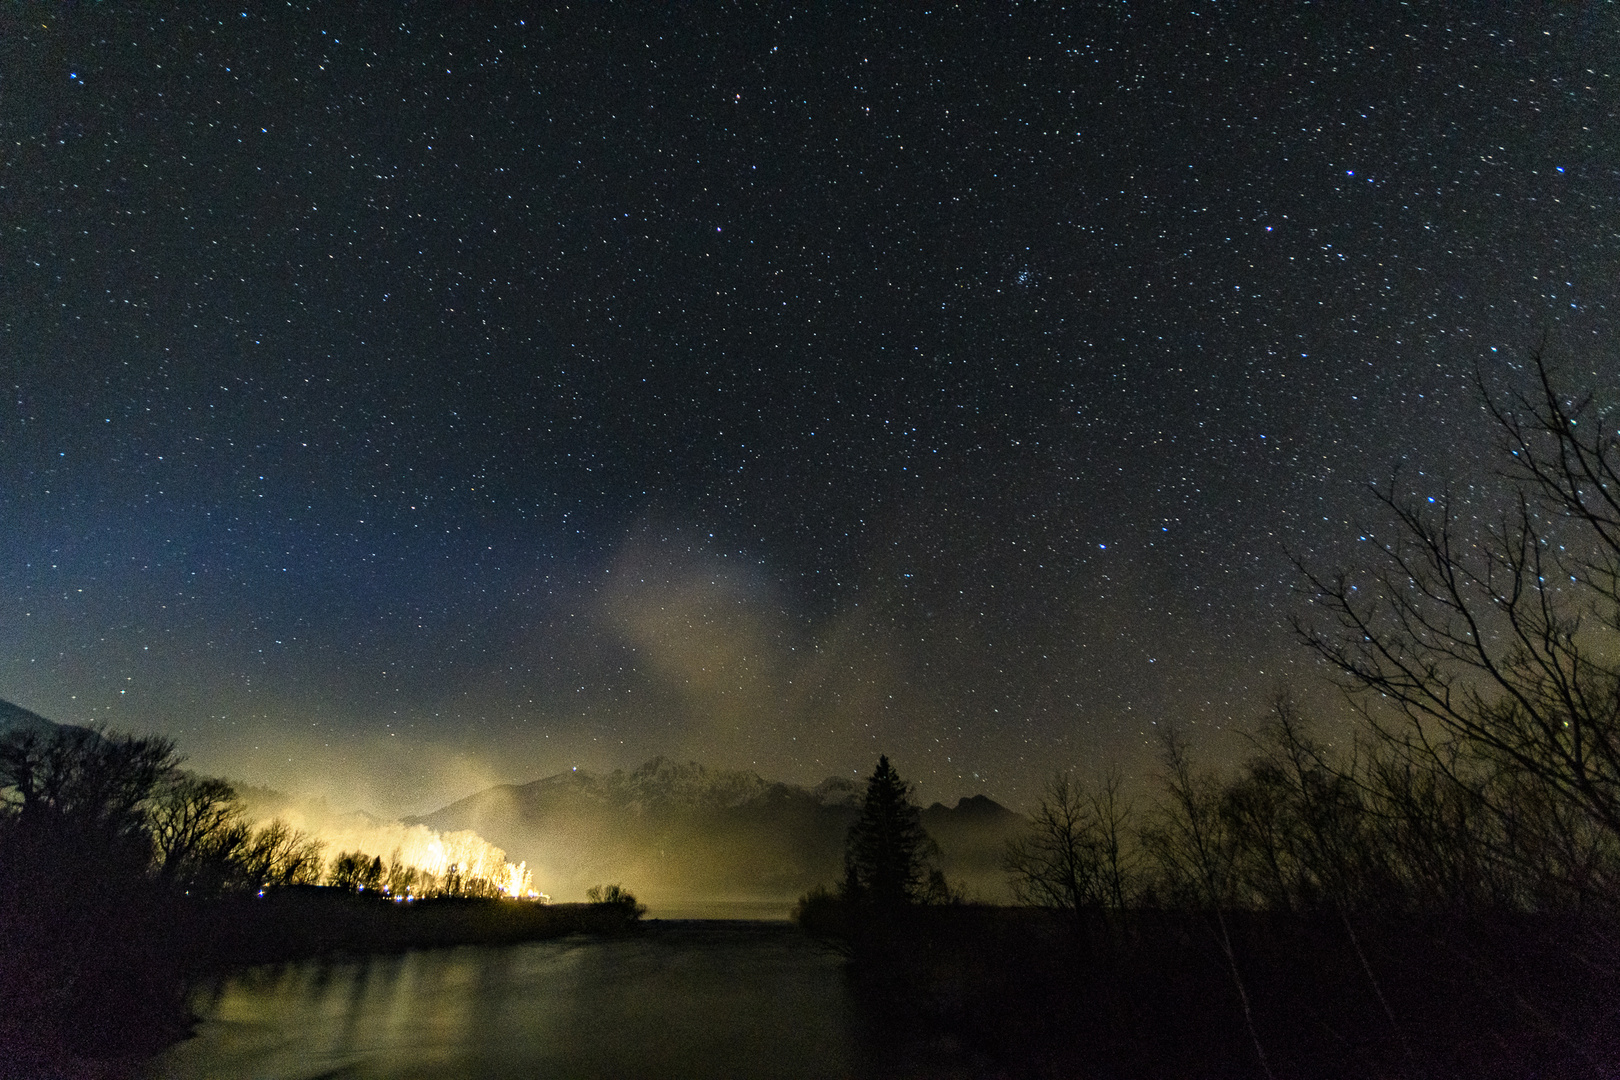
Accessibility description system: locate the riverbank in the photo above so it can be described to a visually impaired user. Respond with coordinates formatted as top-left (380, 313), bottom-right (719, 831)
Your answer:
top-left (1, 888), bottom-right (645, 1080)
top-left (194, 888), bottom-right (645, 965)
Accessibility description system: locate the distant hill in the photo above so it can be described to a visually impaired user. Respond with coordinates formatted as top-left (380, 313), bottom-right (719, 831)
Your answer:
top-left (410, 756), bottom-right (1027, 904)
top-left (921, 794), bottom-right (1029, 892)
top-left (0, 699), bottom-right (68, 738)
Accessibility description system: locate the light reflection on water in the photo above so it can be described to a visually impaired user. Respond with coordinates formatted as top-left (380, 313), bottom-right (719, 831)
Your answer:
top-left (147, 923), bottom-right (860, 1079)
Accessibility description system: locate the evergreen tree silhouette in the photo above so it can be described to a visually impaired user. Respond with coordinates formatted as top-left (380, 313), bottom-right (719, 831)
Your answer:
top-left (843, 755), bottom-right (936, 907)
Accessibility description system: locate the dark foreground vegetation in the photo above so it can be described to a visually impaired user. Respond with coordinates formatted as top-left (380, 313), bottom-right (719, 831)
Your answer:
top-left (800, 353), bottom-right (1620, 1075)
top-left (0, 722), bottom-right (644, 1076)
top-left (807, 721), bottom-right (1620, 1075)
top-left (799, 902), bottom-right (1619, 1079)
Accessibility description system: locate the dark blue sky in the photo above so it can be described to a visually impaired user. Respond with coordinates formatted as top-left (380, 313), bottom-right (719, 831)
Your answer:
top-left (2, 3), bottom-right (1614, 813)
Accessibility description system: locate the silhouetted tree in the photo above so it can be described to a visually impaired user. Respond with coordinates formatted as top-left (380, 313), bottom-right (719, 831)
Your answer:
top-left (1006, 771), bottom-right (1097, 914)
top-left (234, 818), bottom-right (325, 891)
top-left (332, 851), bottom-right (359, 890)
top-left (329, 850), bottom-right (384, 892)
top-left (791, 883), bottom-right (843, 934)
top-left (1006, 768), bottom-right (1136, 916)
top-left (0, 724), bottom-right (177, 856)
top-left (843, 755), bottom-right (937, 907)
top-left (1298, 350), bottom-right (1620, 876)
top-left (0, 724), bottom-right (189, 1054)
top-left (1091, 767), bottom-right (1136, 912)
top-left (149, 773), bottom-right (250, 894)
top-left (1142, 729), bottom-right (1274, 1079)
top-left (0, 723), bottom-right (185, 918)
top-left (587, 882), bottom-right (648, 918)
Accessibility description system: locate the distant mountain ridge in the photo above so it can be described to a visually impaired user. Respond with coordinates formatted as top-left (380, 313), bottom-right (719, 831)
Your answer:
top-left (429, 756), bottom-right (866, 818)
top-left (0, 699), bottom-right (68, 738)
top-left (411, 756), bottom-right (1027, 904)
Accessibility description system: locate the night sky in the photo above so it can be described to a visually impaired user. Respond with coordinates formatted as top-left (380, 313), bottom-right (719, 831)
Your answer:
top-left (3, 4), bottom-right (1615, 815)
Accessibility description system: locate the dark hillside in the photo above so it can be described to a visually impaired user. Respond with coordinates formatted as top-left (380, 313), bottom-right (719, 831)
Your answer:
top-left (0, 699), bottom-right (66, 738)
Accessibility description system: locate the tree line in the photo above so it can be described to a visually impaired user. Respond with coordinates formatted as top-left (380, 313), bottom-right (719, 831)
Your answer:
top-left (819, 352), bottom-right (1620, 927)
top-left (0, 725), bottom-right (523, 903)
top-left (1009, 351), bottom-right (1620, 922)
top-left (0, 722), bottom-right (537, 1061)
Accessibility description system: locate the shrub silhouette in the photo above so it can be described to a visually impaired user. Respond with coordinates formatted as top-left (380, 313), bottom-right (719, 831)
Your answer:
top-left (587, 882), bottom-right (647, 919)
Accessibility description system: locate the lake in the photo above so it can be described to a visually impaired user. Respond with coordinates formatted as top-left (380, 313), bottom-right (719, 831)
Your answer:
top-left (145, 921), bottom-right (867, 1079)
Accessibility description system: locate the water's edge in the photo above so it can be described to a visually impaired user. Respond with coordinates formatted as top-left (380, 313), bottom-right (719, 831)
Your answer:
top-left (147, 921), bottom-right (863, 1080)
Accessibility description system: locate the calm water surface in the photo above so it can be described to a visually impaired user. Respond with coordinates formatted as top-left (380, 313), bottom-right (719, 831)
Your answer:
top-left (146, 922), bottom-right (861, 1080)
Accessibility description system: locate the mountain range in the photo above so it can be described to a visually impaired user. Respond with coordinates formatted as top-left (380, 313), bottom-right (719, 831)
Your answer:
top-left (408, 756), bottom-right (1028, 904)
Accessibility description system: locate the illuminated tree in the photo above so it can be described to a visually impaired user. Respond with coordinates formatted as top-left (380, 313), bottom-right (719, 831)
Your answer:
top-left (330, 850), bottom-right (384, 892)
top-left (385, 850), bottom-right (418, 897)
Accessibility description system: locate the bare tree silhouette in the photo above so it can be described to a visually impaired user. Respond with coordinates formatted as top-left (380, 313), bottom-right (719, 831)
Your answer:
top-left (1298, 350), bottom-right (1620, 857)
top-left (1005, 768), bottom-right (1135, 916)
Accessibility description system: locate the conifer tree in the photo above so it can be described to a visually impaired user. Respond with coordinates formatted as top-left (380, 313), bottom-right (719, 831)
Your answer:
top-left (843, 755), bottom-right (936, 906)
